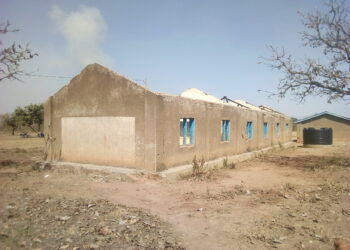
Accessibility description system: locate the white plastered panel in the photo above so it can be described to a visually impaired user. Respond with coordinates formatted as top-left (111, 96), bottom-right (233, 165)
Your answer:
top-left (61, 116), bottom-right (135, 167)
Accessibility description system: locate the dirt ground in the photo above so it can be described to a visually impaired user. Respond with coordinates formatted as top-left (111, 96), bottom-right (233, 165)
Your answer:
top-left (0, 134), bottom-right (349, 250)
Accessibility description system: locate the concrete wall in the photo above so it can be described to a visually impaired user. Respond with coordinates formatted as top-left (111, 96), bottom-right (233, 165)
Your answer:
top-left (45, 63), bottom-right (292, 172)
top-left (296, 115), bottom-right (350, 143)
top-left (44, 64), bottom-right (158, 171)
top-left (61, 117), bottom-right (135, 166)
top-left (155, 95), bottom-right (292, 171)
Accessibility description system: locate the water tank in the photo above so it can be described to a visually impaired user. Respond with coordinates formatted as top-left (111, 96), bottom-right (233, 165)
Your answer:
top-left (303, 128), bottom-right (333, 145)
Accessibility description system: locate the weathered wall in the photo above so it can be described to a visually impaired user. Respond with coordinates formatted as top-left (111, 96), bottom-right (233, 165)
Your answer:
top-left (45, 63), bottom-right (292, 172)
top-left (155, 95), bottom-right (292, 171)
top-left (297, 115), bottom-right (350, 142)
top-left (44, 64), bottom-right (157, 171)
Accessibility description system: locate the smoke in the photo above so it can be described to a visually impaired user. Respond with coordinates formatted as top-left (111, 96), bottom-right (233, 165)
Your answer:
top-left (49, 5), bottom-right (112, 67)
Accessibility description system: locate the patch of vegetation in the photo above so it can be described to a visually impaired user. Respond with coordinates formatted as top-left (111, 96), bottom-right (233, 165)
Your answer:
top-left (14, 148), bottom-right (27, 153)
top-left (3, 104), bottom-right (43, 135)
top-left (192, 155), bottom-right (205, 176)
top-left (283, 182), bottom-right (297, 192)
top-left (180, 156), bottom-right (221, 181)
top-left (260, 155), bottom-right (350, 171)
top-left (223, 157), bottom-right (236, 169)
top-left (0, 159), bottom-right (17, 167)
top-left (202, 184), bottom-right (283, 204)
top-left (31, 162), bottom-right (52, 171)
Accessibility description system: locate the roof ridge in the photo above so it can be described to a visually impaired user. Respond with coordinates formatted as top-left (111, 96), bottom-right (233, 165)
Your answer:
top-left (296, 111), bottom-right (350, 123)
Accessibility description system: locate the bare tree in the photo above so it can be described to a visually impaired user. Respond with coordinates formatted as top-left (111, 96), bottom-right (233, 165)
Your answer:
top-left (261, 0), bottom-right (350, 103)
top-left (0, 21), bottom-right (38, 82)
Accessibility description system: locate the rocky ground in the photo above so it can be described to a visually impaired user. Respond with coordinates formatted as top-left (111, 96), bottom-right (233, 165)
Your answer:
top-left (0, 144), bottom-right (184, 249)
top-left (0, 196), bottom-right (184, 250)
top-left (0, 135), bottom-right (349, 249)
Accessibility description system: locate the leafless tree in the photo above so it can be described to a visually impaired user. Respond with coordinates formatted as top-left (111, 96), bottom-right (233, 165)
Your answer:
top-left (0, 21), bottom-right (38, 82)
top-left (261, 0), bottom-right (350, 103)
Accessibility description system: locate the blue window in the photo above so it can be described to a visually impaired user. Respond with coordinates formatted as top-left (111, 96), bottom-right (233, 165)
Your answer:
top-left (221, 120), bottom-right (230, 141)
top-left (263, 122), bottom-right (268, 137)
top-left (246, 121), bottom-right (253, 139)
top-left (276, 123), bottom-right (280, 136)
top-left (285, 123), bottom-right (289, 134)
top-left (180, 118), bottom-right (195, 145)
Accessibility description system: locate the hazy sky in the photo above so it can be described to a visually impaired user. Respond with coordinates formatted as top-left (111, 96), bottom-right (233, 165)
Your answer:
top-left (1, 0), bottom-right (349, 119)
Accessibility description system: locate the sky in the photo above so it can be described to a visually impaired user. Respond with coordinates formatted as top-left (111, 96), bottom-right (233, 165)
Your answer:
top-left (0, 0), bottom-right (349, 119)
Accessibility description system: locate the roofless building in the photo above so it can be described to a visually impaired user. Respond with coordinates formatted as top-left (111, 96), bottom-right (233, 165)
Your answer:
top-left (44, 64), bottom-right (292, 171)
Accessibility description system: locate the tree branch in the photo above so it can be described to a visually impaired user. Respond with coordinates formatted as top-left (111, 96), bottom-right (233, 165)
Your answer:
top-left (261, 0), bottom-right (350, 103)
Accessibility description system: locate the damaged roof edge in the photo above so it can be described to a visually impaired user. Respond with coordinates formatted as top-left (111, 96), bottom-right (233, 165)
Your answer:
top-left (60, 63), bottom-right (289, 117)
top-left (83, 63), bottom-right (155, 93)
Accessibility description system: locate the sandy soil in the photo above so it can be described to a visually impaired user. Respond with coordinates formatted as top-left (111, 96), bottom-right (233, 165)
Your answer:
top-left (0, 134), bottom-right (349, 250)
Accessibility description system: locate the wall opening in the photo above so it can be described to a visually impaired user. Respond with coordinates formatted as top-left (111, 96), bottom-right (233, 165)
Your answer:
top-left (246, 121), bottom-right (253, 139)
top-left (276, 123), bottom-right (280, 136)
top-left (221, 120), bottom-right (230, 141)
top-left (180, 118), bottom-right (195, 145)
top-left (263, 122), bottom-right (268, 137)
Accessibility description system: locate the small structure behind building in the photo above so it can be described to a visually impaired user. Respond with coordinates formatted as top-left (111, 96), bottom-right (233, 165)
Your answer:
top-left (296, 111), bottom-right (350, 143)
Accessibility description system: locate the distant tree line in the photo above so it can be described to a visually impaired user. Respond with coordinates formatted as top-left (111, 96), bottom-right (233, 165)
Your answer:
top-left (3, 104), bottom-right (43, 135)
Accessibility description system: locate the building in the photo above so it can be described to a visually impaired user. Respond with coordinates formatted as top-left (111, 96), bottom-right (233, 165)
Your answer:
top-left (44, 64), bottom-right (292, 172)
top-left (295, 111), bottom-right (350, 143)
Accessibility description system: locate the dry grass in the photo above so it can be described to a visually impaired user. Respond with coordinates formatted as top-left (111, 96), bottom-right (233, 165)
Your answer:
top-left (223, 157), bottom-right (236, 169)
top-left (259, 154), bottom-right (350, 171)
top-left (179, 156), bottom-right (222, 181)
top-left (0, 133), bottom-right (44, 150)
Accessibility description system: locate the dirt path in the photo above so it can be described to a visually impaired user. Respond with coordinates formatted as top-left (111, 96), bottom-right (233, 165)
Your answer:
top-left (1, 138), bottom-right (349, 249)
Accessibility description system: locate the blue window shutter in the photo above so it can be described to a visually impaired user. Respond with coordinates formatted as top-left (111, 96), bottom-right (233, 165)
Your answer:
top-left (226, 121), bottom-right (229, 141)
top-left (221, 121), bottom-right (224, 141)
top-left (190, 118), bottom-right (195, 144)
top-left (266, 123), bottom-right (268, 136)
top-left (246, 123), bottom-right (248, 138)
top-left (183, 119), bottom-right (187, 145)
top-left (251, 122), bottom-right (253, 138)
top-left (276, 123), bottom-right (280, 136)
top-left (276, 124), bottom-right (277, 135)
top-left (224, 121), bottom-right (227, 141)
top-left (249, 122), bottom-right (251, 138)
top-left (263, 123), bottom-right (268, 137)
top-left (246, 122), bottom-right (252, 139)
top-left (275, 124), bottom-right (277, 135)
top-left (248, 122), bottom-right (250, 138)
top-left (263, 123), bottom-right (265, 137)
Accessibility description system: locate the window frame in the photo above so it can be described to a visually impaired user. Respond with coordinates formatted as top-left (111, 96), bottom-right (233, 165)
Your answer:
top-left (179, 118), bottom-right (195, 146)
top-left (246, 121), bottom-right (253, 139)
top-left (221, 120), bottom-right (230, 142)
top-left (263, 122), bottom-right (268, 137)
top-left (275, 122), bottom-right (280, 136)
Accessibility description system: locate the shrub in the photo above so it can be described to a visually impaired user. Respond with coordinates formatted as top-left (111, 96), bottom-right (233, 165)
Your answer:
top-left (223, 157), bottom-right (235, 169)
top-left (192, 155), bottom-right (205, 176)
